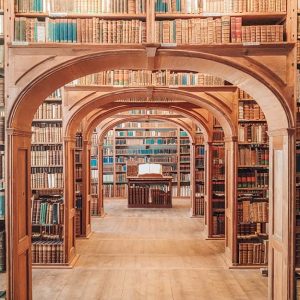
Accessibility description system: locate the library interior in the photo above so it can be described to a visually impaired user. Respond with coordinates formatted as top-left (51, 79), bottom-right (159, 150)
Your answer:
top-left (0, 0), bottom-right (299, 299)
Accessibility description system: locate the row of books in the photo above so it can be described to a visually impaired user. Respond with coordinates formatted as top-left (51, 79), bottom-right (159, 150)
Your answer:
top-left (91, 170), bottom-right (98, 183)
top-left (238, 147), bottom-right (269, 166)
top-left (238, 241), bottom-right (268, 265)
top-left (31, 124), bottom-right (62, 144)
top-left (155, 18), bottom-right (284, 44)
top-left (238, 124), bottom-right (268, 143)
top-left (238, 201), bottom-right (268, 223)
top-left (0, 116), bottom-right (4, 144)
top-left (0, 191), bottom-right (3, 218)
top-left (195, 196), bottom-right (205, 216)
top-left (103, 183), bottom-right (114, 197)
top-left (155, 0), bottom-right (286, 13)
top-left (31, 146), bottom-right (63, 166)
top-left (31, 170), bottom-right (63, 189)
top-left (71, 70), bottom-right (225, 86)
top-left (103, 148), bottom-right (114, 155)
top-left (212, 213), bottom-right (225, 235)
top-left (196, 146), bottom-right (205, 156)
top-left (75, 165), bottom-right (82, 179)
top-left (237, 222), bottom-right (267, 236)
top-left (126, 164), bottom-right (138, 176)
top-left (238, 89), bottom-right (252, 100)
top-left (213, 130), bottom-right (225, 141)
top-left (195, 171), bottom-right (205, 181)
top-left (15, 18), bottom-right (146, 43)
top-left (75, 132), bottom-right (83, 148)
top-left (115, 130), bottom-right (177, 137)
top-left (180, 173), bottom-right (191, 181)
top-left (212, 199), bottom-right (225, 209)
top-left (196, 183), bottom-right (205, 194)
top-left (31, 199), bottom-right (64, 225)
top-left (103, 174), bottom-right (113, 182)
top-left (0, 231), bottom-right (5, 272)
top-left (116, 174), bottom-right (126, 182)
top-left (33, 103), bottom-right (62, 120)
top-left (14, 17), bottom-right (284, 44)
top-left (115, 148), bottom-right (177, 154)
top-left (90, 183), bottom-right (98, 195)
top-left (31, 241), bottom-right (64, 264)
top-left (180, 185), bottom-right (191, 196)
top-left (238, 101), bottom-right (265, 120)
top-left (115, 138), bottom-right (177, 145)
top-left (128, 186), bottom-right (172, 207)
top-left (0, 78), bottom-right (4, 107)
top-left (103, 156), bottom-right (114, 163)
top-left (15, 0), bottom-right (146, 13)
top-left (116, 121), bottom-right (176, 129)
top-left (238, 171), bottom-right (269, 188)
top-left (90, 195), bottom-right (99, 216)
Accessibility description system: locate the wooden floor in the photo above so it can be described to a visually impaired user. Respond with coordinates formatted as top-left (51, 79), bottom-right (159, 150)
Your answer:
top-left (32, 198), bottom-right (268, 300)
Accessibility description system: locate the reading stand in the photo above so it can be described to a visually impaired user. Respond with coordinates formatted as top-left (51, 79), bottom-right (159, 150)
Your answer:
top-left (127, 163), bottom-right (172, 208)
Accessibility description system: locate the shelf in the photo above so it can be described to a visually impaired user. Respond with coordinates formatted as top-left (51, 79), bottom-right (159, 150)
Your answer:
top-left (31, 142), bottom-right (63, 145)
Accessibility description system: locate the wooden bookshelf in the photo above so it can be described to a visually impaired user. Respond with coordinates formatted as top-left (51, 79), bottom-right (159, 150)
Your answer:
top-left (97, 120), bottom-right (192, 199)
top-left (210, 119), bottom-right (225, 238)
top-left (235, 89), bottom-right (269, 267)
top-left (30, 89), bottom-right (65, 266)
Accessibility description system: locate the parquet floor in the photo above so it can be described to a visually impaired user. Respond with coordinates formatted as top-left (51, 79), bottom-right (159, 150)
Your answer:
top-left (32, 198), bottom-right (267, 300)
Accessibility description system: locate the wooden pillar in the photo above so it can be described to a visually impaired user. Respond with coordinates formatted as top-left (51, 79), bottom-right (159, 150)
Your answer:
top-left (7, 128), bottom-right (32, 300)
top-left (224, 136), bottom-right (238, 264)
top-left (98, 143), bottom-right (104, 216)
top-left (268, 128), bottom-right (295, 300)
top-left (64, 137), bottom-right (77, 263)
top-left (190, 142), bottom-right (196, 216)
top-left (81, 140), bottom-right (91, 237)
top-left (205, 141), bottom-right (213, 237)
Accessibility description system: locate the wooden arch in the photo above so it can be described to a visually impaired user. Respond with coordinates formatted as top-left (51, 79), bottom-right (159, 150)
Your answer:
top-left (6, 49), bottom-right (295, 299)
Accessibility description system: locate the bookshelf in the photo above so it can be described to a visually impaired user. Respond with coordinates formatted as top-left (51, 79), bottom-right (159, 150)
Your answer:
top-left (12, 0), bottom-right (287, 45)
top-left (98, 120), bottom-right (192, 201)
top-left (235, 89), bottom-right (269, 267)
top-left (0, 2), bottom-right (4, 291)
top-left (30, 89), bottom-right (65, 266)
top-left (296, 4), bottom-right (300, 271)
top-left (194, 127), bottom-right (205, 217)
top-left (75, 132), bottom-right (83, 237)
top-left (90, 129), bottom-right (99, 216)
top-left (210, 118), bottom-right (225, 237)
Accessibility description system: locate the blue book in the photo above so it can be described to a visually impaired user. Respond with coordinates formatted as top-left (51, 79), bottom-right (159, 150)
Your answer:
top-left (0, 192), bottom-right (4, 217)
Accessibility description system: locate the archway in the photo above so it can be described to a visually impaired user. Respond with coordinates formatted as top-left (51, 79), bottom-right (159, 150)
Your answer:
top-left (7, 51), bottom-right (294, 299)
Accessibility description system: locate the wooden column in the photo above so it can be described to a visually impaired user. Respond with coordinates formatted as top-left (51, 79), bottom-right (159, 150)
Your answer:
top-left (224, 136), bottom-right (238, 264)
top-left (81, 140), bottom-right (91, 237)
top-left (7, 128), bottom-right (32, 300)
top-left (98, 143), bottom-right (104, 216)
top-left (190, 142), bottom-right (196, 216)
top-left (64, 137), bottom-right (77, 264)
top-left (205, 141), bottom-right (213, 237)
top-left (268, 128), bottom-right (295, 300)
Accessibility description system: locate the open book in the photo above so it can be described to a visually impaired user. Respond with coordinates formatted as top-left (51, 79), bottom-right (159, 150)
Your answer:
top-left (138, 163), bottom-right (162, 176)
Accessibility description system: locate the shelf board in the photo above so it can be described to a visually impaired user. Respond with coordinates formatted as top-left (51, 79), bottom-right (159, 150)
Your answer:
top-left (238, 142), bottom-right (268, 145)
top-left (229, 264), bottom-right (267, 270)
